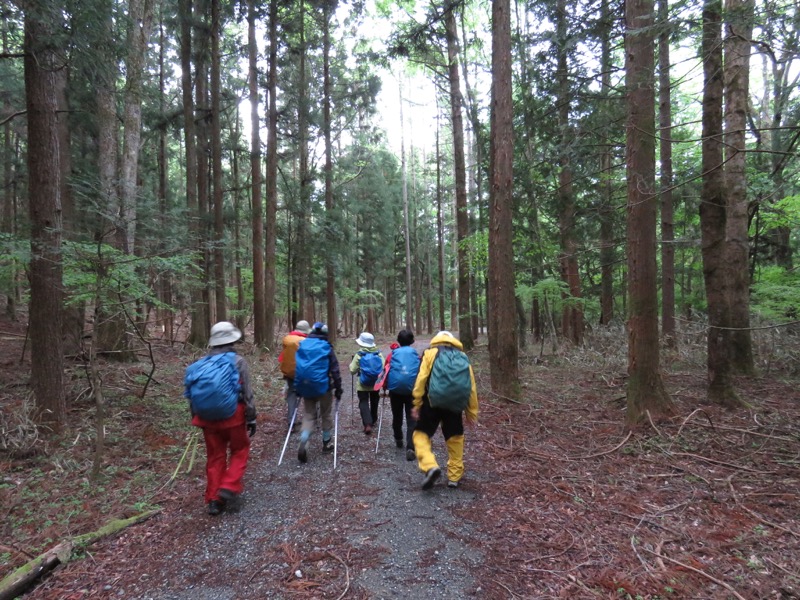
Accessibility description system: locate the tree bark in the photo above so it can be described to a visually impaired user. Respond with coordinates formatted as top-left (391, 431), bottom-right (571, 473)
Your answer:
top-left (723, 0), bottom-right (755, 374)
top-left (488, 0), bottom-right (519, 398)
top-left (658, 0), bottom-right (675, 345)
top-left (555, 0), bottom-right (583, 346)
top-left (598, 0), bottom-right (615, 326)
top-left (211, 0), bottom-right (226, 322)
top-left (700, 0), bottom-right (741, 406)
top-left (624, 0), bottom-right (673, 424)
top-left (444, 6), bottom-right (473, 350)
top-left (248, 0), bottom-right (265, 345)
top-left (264, 0), bottom-right (279, 347)
top-left (322, 0), bottom-right (337, 342)
top-left (180, 0), bottom-right (209, 346)
top-left (24, 0), bottom-right (66, 432)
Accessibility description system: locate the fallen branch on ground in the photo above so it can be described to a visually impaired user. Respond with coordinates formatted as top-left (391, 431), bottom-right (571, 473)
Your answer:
top-left (0, 509), bottom-right (160, 600)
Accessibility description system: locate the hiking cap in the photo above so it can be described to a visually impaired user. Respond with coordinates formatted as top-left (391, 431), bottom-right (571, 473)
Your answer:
top-left (313, 322), bottom-right (328, 334)
top-left (356, 332), bottom-right (375, 347)
top-left (438, 330), bottom-right (454, 338)
top-left (209, 321), bottom-right (242, 347)
top-left (295, 320), bottom-right (311, 334)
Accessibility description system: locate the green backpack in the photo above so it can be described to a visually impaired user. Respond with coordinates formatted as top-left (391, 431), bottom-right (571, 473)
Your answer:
top-left (427, 345), bottom-right (472, 413)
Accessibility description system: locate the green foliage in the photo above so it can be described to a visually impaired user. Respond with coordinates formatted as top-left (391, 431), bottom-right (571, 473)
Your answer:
top-left (757, 195), bottom-right (800, 233)
top-left (62, 241), bottom-right (199, 311)
top-left (751, 266), bottom-right (800, 322)
top-left (517, 277), bottom-right (585, 314)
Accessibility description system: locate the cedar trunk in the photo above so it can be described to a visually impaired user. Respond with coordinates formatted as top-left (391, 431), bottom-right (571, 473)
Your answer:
top-left (488, 0), bottom-right (519, 398)
top-left (25, 0), bottom-right (66, 431)
top-left (700, 0), bottom-right (741, 406)
top-left (444, 7), bottom-right (473, 350)
top-left (624, 0), bottom-right (673, 423)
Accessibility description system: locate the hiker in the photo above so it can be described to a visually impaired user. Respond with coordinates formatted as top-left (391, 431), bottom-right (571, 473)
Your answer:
top-left (184, 321), bottom-right (257, 515)
top-left (411, 330), bottom-right (478, 490)
top-left (379, 330), bottom-right (420, 461)
top-left (294, 322), bottom-right (343, 463)
top-left (278, 320), bottom-right (311, 430)
top-left (349, 331), bottom-right (384, 435)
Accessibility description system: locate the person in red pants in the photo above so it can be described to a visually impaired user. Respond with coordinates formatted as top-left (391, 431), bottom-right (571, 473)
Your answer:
top-left (189, 322), bottom-right (257, 515)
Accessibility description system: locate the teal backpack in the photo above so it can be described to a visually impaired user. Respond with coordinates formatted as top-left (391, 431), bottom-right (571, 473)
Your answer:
top-left (427, 345), bottom-right (472, 413)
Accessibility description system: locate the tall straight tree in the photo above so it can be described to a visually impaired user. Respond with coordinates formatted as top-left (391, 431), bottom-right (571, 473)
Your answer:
top-left (264, 0), bottom-right (278, 346)
top-left (624, 0), bottom-right (673, 423)
top-left (120, 0), bottom-right (154, 255)
top-left (322, 0), bottom-right (337, 342)
top-left (444, 3), bottom-right (473, 350)
top-left (24, 0), bottom-right (65, 431)
top-left (723, 0), bottom-right (755, 374)
top-left (555, 0), bottom-right (583, 345)
top-left (658, 0), bottom-right (675, 345)
top-left (488, 0), bottom-right (519, 397)
top-left (598, 0), bottom-right (615, 326)
top-left (248, 0), bottom-right (266, 345)
top-left (400, 78), bottom-right (413, 331)
top-left (180, 0), bottom-right (208, 346)
top-left (700, 0), bottom-right (740, 406)
top-left (210, 0), bottom-right (226, 321)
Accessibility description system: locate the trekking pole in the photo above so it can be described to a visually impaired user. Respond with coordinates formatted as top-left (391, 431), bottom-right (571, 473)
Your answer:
top-left (278, 405), bottom-right (298, 466)
top-left (333, 400), bottom-right (340, 470)
top-left (374, 393), bottom-right (385, 454)
top-left (350, 374), bottom-right (355, 425)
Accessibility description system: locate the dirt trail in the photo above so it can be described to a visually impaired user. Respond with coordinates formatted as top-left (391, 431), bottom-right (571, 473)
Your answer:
top-left (31, 339), bottom-right (484, 599)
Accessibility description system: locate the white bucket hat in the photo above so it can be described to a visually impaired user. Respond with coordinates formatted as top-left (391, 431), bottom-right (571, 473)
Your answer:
top-left (295, 320), bottom-right (311, 334)
top-left (356, 332), bottom-right (375, 347)
top-left (209, 321), bottom-right (242, 347)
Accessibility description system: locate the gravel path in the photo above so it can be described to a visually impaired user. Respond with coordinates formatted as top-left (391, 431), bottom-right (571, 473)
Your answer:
top-left (76, 342), bottom-right (485, 600)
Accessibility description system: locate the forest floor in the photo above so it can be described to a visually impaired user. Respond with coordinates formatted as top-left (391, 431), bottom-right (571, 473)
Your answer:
top-left (1, 314), bottom-right (800, 599)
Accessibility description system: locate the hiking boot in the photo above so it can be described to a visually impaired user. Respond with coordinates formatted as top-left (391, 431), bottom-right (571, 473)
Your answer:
top-left (421, 467), bottom-right (441, 490)
top-left (364, 424), bottom-right (372, 435)
top-left (207, 500), bottom-right (224, 516)
top-left (447, 480), bottom-right (459, 489)
top-left (218, 488), bottom-right (237, 504)
top-left (406, 449), bottom-right (416, 461)
top-left (395, 438), bottom-right (403, 449)
top-left (322, 439), bottom-right (334, 453)
top-left (298, 440), bottom-right (308, 463)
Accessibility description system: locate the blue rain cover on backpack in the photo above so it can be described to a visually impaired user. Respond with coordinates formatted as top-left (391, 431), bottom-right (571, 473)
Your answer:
top-left (184, 352), bottom-right (241, 421)
top-left (294, 337), bottom-right (331, 398)
top-left (358, 350), bottom-right (383, 387)
top-left (387, 346), bottom-right (420, 394)
top-left (427, 345), bottom-right (472, 413)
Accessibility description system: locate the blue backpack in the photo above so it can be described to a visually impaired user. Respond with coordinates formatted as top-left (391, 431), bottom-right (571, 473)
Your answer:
top-left (294, 337), bottom-right (331, 398)
top-left (358, 350), bottom-right (383, 387)
top-left (427, 345), bottom-right (472, 413)
top-left (184, 352), bottom-right (241, 421)
top-left (387, 346), bottom-right (420, 394)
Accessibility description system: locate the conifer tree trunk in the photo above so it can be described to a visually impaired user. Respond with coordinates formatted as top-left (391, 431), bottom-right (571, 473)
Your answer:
top-left (322, 0), bottom-right (337, 342)
top-left (555, 0), bottom-right (583, 346)
top-left (723, 0), bottom-right (755, 375)
top-left (399, 79), bottom-right (413, 332)
top-left (211, 0), bottom-right (226, 322)
top-left (24, 0), bottom-right (66, 431)
top-left (157, 16), bottom-right (173, 343)
top-left (435, 116), bottom-right (446, 332)
top-left (700, 0), bottom-right (741, 406)
top-left (248, 0), bottom-right (265, 345)
top-left (264, 0), bottom-right (279, 346)
top-left (444, 6), bottom-right (473, 350)
top-left (296, 0), bottom-right (310, 319)
top-left (598, 0), bottom-right (615, 326)
top-left (488, 0), bottom-right (519, 398)
top-left (658, 0), bottom-right (675, 345)
top-left (624, 0), bottom-right (673, 423)
top-left (180, 0), bottom-right (209, 345)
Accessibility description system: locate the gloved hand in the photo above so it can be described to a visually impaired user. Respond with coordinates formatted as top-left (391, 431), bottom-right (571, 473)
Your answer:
top-left (247, 421), bottom-right (257, 437)
top-left (335, 389), bottom-right (343, 402)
